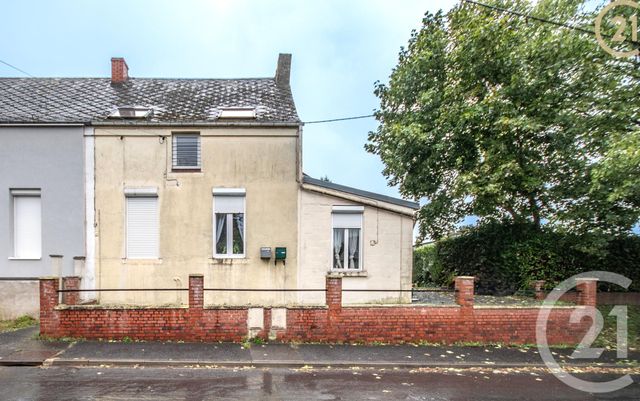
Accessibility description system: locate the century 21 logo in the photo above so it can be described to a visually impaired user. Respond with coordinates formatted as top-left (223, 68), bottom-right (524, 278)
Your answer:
top-left (595, 0), bottom-right (640, 58)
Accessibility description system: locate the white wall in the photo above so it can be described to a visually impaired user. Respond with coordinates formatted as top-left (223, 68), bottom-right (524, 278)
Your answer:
top-left (298, 189), bottom-right (414, 304)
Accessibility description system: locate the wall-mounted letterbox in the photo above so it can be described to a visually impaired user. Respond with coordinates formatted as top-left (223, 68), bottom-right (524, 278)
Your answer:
top-left (275, 247), bottom-right (286, 265)
top-left (260, 247), bottom-right (272, 259)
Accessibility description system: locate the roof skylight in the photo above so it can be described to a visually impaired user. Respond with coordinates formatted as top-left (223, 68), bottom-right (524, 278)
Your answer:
top-left (109, 106), bottom-right (153, 119)
top-left (218, 107), bottom-right (256, 119)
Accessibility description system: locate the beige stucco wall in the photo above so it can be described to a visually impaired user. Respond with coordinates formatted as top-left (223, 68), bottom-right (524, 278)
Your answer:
top-left (298, 189), bottom-right (414, 305)
top-left (94, 126), bottom-right (300, 306)
top-left (0, 281), bottom-right (39, 320)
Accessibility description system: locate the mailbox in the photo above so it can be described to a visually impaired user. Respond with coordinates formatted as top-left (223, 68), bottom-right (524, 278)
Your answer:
top-left (260, 247), bottom-right (272, 259)
top-left (275, 247), bottom-right (287, 260)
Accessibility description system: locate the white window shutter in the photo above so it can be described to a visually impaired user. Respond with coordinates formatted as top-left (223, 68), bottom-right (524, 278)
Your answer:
top-left (332, 213), bottom-right (362, 229)
top-left (13, 195), bottom-right (42, 258)
top-left (214, 196), bottom-right (244, 213)
top-left (126, 197), bottom-right (159, 259)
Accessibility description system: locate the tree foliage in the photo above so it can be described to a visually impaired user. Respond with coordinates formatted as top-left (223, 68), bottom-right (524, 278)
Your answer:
top-left (366, 0), bottom-right (640, 240)
top-left (415, 222), bottom-right (640, 294)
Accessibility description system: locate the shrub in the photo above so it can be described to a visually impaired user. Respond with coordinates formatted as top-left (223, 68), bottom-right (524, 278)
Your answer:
top-left (416, 222), bottom-right (640, 294)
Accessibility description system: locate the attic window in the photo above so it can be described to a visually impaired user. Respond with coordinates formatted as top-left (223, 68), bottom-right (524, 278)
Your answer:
top-left (109, 106), bottom-right (152, 119)
top-left (218, 107), bottom-right (256, 119)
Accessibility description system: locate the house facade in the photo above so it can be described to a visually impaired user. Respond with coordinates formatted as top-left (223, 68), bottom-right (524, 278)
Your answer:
top-left (0, 55), bottom-right (418, 310)
top-left (0, 124), bottom-right (91, 319)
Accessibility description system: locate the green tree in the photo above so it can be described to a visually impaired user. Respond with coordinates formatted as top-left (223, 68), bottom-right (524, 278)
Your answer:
top-left (366, 0), bottom-right (640, 241)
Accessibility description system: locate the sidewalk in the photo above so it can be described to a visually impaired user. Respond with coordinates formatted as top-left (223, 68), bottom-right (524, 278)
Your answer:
top-left (2, 326), bottom-right (638, 368)
top-left (0, 326), bottom-right (68, 366)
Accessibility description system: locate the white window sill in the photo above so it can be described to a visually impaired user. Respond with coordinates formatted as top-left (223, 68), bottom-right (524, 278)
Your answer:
top-left (328, 270), bottom-right (368, 277)
top-left (210, 257), bottom-right (249, 266)
top-left (8, 257), bottom-right (41, 261)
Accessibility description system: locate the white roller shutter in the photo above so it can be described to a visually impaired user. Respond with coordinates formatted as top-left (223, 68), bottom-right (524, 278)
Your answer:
top-left (126, 196), bottom-right (159, 259)
top-left (13, 194), bottom-right (42, 259)
top-left (332, 212), bottom-right (362, 229)
top-left (214, 195), bottom-right (244, 213)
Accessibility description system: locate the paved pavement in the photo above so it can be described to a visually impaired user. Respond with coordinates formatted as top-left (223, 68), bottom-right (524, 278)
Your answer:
top-left (0, 327), bottom-right (68, 366)
top-left (2, 325), bottom-right (639, 369)
top-left (0, 366), bottom-right (638, 400)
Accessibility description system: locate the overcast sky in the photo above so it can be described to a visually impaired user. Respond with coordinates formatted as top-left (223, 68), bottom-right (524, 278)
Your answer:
top-left (0, 0), bottom-right (457, 201)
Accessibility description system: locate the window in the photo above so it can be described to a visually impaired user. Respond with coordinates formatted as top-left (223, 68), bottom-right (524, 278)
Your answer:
top-left (172, 134), bottom-right (201, 170)
top-left (332, 207), bottom-right (363, 270)
top-left (213, 189), bottom-right (245, 258)
top-left (125, 188), bottom-right (159, 259)
top-left (11, 189), bottom-right (41, 259)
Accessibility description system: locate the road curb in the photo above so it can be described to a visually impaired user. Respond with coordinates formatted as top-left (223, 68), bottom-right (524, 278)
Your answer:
top-left (44, 358), bottom-right (637, 370)
top-left (0, 360), bottom-right (44, 367)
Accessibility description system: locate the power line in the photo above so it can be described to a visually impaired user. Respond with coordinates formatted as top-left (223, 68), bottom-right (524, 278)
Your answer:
top-left (304, 114), bottom-right (375, 124)
top-left (463, 0), bottom-right (638, 45)
top-left (0, 59), bottom-right (34, 77)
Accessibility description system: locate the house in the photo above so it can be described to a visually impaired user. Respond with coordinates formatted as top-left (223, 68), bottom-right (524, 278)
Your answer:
top-left (0, 54), bottom-right (418, 311)
top-left (0, 89), bottom-right (92, 319)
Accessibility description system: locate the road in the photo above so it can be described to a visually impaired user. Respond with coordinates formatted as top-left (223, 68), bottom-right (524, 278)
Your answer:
top-left (0, 366), bottom-right (638, 400)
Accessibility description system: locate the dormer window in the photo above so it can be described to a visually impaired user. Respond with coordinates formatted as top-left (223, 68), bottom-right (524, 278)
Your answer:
top-left (109, 106), bottom-right (152, 119)
top-left (218, 107), bottom-right (256, 119)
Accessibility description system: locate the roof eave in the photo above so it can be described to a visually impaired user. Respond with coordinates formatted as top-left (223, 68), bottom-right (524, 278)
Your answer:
top-left (302, 176), bottom-right (419, 215)
top-left (90, 120), bottom-right (302, 128)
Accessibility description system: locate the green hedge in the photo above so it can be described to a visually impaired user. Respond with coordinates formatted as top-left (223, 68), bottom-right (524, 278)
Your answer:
top-left (414, 222), bottom-right (640, 295)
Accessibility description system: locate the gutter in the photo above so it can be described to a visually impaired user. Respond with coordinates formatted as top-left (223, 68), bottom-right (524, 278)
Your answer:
top-left (90, 121), bottom-right (302, 128)
top-left (0, 121), bottom-right (302, 128)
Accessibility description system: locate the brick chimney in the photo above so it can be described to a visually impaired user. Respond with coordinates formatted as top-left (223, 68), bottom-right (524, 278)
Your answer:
top-left (275, 53), bottom-right (291, 88)
top-left (111, 57), bottom-right (129, 84)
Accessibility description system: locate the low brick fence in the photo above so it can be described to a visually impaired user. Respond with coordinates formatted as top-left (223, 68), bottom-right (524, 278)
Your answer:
top-left (40, 275), bottom-right (594, 345)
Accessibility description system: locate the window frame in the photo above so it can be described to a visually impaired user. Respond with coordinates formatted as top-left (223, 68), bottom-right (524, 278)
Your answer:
top-left (212, 189), bottom-right (246, 259)
top-left (172, 133), bottom-right (201, 171)
top-left (124, 188), bottom-right (160, 260)
top-left (331, 207), bottom-right (364, 271)
top-left (10, 189), bottom-right (42, 260)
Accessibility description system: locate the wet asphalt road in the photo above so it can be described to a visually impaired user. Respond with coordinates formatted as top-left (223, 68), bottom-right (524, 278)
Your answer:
top-left (0, 366), bottom-right (638, 400)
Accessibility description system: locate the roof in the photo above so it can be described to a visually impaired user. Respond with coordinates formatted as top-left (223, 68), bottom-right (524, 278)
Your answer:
top-left (302, 175), bottom-right (420, 210)
top-left (0, 77), bottom-right (299, 124)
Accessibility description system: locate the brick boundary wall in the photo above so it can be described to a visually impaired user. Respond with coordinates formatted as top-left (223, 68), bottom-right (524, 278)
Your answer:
top-left (40, 275), bottom-right (594, 345)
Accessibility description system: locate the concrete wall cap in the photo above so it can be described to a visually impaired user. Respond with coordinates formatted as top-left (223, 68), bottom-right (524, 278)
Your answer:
top-left (188, 274), bottom-right (205, 277)
top-left (576, 278), bottom-right (599, 282)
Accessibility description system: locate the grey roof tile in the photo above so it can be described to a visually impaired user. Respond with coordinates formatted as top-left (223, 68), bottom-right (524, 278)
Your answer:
top-left (0, 77), bottom-right (299, 124)
top-left (302, 174), bottom-right (420, 210)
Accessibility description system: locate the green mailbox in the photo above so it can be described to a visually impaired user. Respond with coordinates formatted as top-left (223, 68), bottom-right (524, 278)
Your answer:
top-left (275, 247), bottom-right (286, 265)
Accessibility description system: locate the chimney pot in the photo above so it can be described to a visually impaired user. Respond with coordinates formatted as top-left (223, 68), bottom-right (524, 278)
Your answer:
top-left (275, 53), bottom-right (291, 87)
top-left (111, 57), bottom-right (129, 84)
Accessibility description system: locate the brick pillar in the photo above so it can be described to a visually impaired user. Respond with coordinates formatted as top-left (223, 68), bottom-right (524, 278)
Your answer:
top-left (455, 276), bottom-right (475, 308)
top-left (533, 280), bottom-right (546, 301)
top-left (62, 276), bottom-right (81, 305)
top-left (39, 277), bottom-right (59, 336)
top-left (189, 274), bottom-right (204, 309)
top-left (326, 275), bottom-right (342, 311)
top-left (576, 278), bottom-right (598, 307)
top-left (326, 275), bottom-right (342, 341)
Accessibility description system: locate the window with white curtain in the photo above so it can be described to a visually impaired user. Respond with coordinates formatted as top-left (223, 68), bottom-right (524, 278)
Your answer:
top-left (11, 189), bottom-right (42, 259)
top-left (213, 189), bottom-right (245, 258)
top-left (125, 188), bottom-right (159, 259)
top-left (332, 207), bottom-right (363, 270)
